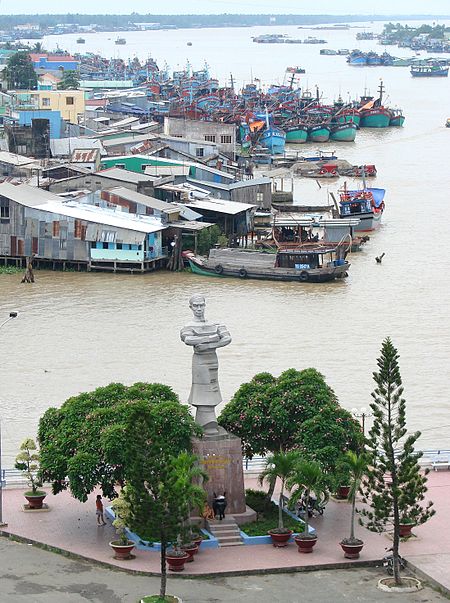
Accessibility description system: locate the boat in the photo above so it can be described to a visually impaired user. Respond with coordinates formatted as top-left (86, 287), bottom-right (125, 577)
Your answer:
top-left (285, 124), bottom-right (308, 144)
top-left (329, 122), bottom-right (357, 142)
top-left (446, 118), bottom-right (450, 128)
top-left (187, 246), bottom-right (350, 283)
top-left (115, 37), bottom-right (126, 45)
top-left (76, 37), bottom-right (85, 44)
top-left (308, 123), bottom-right (330, 143)
top-left (410, 64), bottom-right (449, 77)
top-left (320, 49), bottom-right (338, 55)
top-left (338, 187), bottom-right (385, 232)
top-left (389, 109), bottom-right (405, 127)
top-left (347, 51), bottom-right (367, 66)
top-left (259, 126), bottom-right (286, 154)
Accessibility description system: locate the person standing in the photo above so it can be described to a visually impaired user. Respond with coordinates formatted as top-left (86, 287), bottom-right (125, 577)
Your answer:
top-left (96, 494), bottom-right (107, 526)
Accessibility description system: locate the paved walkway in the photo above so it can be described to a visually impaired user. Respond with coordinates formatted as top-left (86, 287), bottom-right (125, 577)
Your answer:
top-left (1, 472), bottom-right (449, 591)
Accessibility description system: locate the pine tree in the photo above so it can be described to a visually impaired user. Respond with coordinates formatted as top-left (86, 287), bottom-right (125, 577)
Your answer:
top-left (360, 338), bottom-right (434, 585)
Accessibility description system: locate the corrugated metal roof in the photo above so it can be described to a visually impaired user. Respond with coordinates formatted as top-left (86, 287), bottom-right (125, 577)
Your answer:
top-left (71, 149), bottom-right (100, 163)
top-left (0, 182), bottom-right (63, 207)
top-left (185, 198), bottom-right (256, 216)
top-left (0, 151), bottom-right (37, 166)
top-left (169, 220), bottom-right (213, 231)
top-left (108, 186), bottom-right (179, 214)
top-left (50, 138), bottom-right (105, 157)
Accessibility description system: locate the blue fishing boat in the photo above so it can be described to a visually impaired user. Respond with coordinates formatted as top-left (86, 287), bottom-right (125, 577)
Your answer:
top-left (339, 187), bottom-right (385, 232)
top-left (259, 126), bottom-right (286, 154)
top-left (347, 51), bottom-right (367, 66)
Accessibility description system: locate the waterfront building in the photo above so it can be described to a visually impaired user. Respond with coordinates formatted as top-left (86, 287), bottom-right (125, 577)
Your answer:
top-left (164, 117), bottom-right (236, 158)
top-left (0, 182), bottom-right (167, 273)
top-left (29, 53), bottom-right (80, 72)
top-left (9, 90), bottom-right (85, 123)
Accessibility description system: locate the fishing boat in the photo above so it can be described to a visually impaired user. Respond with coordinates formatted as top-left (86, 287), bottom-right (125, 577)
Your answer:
top-left (115, 37), bottom-right (126, 45)
top-left (308, 123), bottom-right (330, 142)
top-left (359, 81), bottom-right (392, 128)
top-left (76, 37), bottom-right (86, 44)
top-left (410, 64), bottom-right (449, 77)
top-left (259, 126), bottom-right (286, 154)
top-left (187, 246), bottom-right (350, 283)
top-left (389, 109), bottom-right (405, 127)
top-left (329, 122), bottom-right (357, 142)
top-left (347, 51), bottom-right (367, 65)
top-left (338, 187), bottom-right (385, 232)
top-left (335, 108), bottom-right (360, 127)
top-left (285, 124), bottom-right (308, 144)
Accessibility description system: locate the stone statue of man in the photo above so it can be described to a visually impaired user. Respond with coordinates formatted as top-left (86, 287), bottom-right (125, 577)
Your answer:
top-left (180, 294), bottom-right (231, 435)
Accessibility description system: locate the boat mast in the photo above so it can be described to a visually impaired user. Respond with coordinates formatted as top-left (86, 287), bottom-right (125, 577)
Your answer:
top-left (378, 79), bottom-right (385, 103)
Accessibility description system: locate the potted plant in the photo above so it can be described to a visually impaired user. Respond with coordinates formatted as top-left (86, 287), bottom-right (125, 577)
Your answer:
top-left (334, 458), bottom-right (352, 500)
top-left (166, 546), bottom-right (190, 571)
top-left (15, 438), bottom-right (46, 509)
top-left (258, 450), bottom-right (301, 547)
top-left (287, 460), bottom-right (327, 553)
top-left (398, 517), bottom-right (415, 538)
top-left (110, 490), bottom-right (135, 560)
top-left (339, 451), bottom-right (368, 558)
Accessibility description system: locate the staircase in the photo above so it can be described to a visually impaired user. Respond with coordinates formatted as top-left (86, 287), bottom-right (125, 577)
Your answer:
top-left (207, 518), bottom-right (243, 547)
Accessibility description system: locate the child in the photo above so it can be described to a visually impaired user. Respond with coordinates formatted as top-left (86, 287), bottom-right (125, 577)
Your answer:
top-left (96, 494), bottom-right (107, 526)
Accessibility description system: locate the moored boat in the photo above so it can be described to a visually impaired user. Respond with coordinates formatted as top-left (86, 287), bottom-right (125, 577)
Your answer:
top-left (77, 37), bottom-right (85, 44)
top-left (308, 123), bottom-right (330, 142)
top-left (259, 126), bottom-right (286, 154)
top-left (389, 109), bottom-right (405, 127)
top-left (359, 107), bottom-right (392, 128)
top-left (329, 122), bottom-right (357, 142)
top-left (115, 37), bottom-right (126, 45)
top-left (285, 124), bottom-right (308, 144)
top-left (410, 64), bottom-right (449, 77)
top-left (339, 187), bottom-right (385, 232)
top-left (188, 246), bottom-right (350, 283)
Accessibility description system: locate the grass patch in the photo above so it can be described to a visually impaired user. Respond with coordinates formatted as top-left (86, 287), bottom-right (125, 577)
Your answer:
top-left (243, 490), bottom-right (302, 537)
top-left (0, 266), bottom-right (22, 275)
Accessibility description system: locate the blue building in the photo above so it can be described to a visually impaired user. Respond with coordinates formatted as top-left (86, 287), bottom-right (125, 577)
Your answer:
top-left (18, 110), bottom-right (63, 139)
top-left (29, 53), bottom-right (80, 72)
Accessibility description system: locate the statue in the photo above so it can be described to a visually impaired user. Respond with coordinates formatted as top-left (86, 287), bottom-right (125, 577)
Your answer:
top-left (180, 294), bottom-right (231, 435)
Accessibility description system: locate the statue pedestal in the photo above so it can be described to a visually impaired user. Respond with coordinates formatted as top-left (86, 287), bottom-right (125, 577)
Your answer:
top-left (192, 429), bottom-right (247, 515)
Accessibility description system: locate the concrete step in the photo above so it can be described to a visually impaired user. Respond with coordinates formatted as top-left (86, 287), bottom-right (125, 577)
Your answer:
top-left (219, 541), bottom-right (244, 547)
top-left (209, 524), bottom-right (239, 532)
top-left (216, 535), bottom-right (244, 546)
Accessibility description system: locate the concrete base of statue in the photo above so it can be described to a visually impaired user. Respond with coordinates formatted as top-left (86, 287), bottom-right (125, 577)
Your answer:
top-left (192, 428), bottom-right (248, 515)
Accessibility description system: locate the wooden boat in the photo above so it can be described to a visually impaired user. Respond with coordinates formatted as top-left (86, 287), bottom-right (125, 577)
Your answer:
top-left (187, 246), bottom-right (350, 283)
top-left (338, 187), bottom-right (385, 232)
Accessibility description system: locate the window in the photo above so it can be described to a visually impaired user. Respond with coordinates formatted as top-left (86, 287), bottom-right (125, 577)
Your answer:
top-left (256, 192), bottom-right (264, 204)
top-left (141, 164), bottom-right (149, 171)
top-left (0, 197), bottom-right (10, 223)
top-left (115, 164), bottom-right (125, 169)
top-left (196, 148), bottom-right (204, 158)
top-left (220, 135), bottom-right (232, 144)
top-left (66, 96), bottom-right (74, 105)
top-left (59, 225), bottom-right (68, 250)
top-left (52, 221), bottom-right (60, 237)
top-left (204, 135), bottom-right (216, 143)
top-left (42, 98), bottom-right (50, 107)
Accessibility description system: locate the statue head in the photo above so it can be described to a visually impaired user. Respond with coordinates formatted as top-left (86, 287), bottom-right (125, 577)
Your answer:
top-left (189, 294), bottom-right (206, 321)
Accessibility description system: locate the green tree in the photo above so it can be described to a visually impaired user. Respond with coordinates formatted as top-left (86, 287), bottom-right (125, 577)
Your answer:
top-left (359, 338), bottom-right (435, 585)
top-left (57, 70), bottom-right (80, 90)
top-left (3, 51), bottom-right (37, 89)
top-left (258, 450), bottom-right (301, 532)
top-left (123, 452), bottom-right (204, 600)
top-left (340, 451), bottom-right (368, 545)
top-left (287, 460), bottom-right (328, 538)
top-left (38, 382), bottom-right (201, 501)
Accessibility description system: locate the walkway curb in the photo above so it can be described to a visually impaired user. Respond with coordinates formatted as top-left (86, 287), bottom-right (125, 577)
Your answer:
top-left (406, 559), bottom-right (450, 599)
top-left (0, 530), bottom-right (380, 579)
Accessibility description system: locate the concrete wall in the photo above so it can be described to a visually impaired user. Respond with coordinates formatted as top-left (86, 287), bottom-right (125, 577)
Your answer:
top-left (166, 117), bottom-right (236, 158)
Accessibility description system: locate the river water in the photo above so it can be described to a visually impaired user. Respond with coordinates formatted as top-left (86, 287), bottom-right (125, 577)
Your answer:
top-left (1, 21), bottom-right (450, 464)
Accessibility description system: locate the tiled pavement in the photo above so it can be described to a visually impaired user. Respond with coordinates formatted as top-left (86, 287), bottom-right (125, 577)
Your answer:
top-left (1, 471), bottom-right (449, 592)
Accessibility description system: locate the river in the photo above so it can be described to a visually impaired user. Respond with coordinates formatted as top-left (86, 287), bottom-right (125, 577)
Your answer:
top-left (1, 20), bottom-right (450, 464)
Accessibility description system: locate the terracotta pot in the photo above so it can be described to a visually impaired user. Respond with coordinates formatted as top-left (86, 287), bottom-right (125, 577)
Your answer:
top-left (109, 540), bottom-right (135, 560)
top-left (294, 535), bottom-right (318, 553)
top-left (399, 523), bottom-right (414, 538)
top-left (181, 543), bottom-right (199, 561)
top-left (166, 552), bottom-right (189, 572)
top-left (340, 540), bottom-right (364, 559)
top-left (192, 536), bottom-right (203, 548)
top-left (336, 486), bottom-right (351, 499)
top-left (24, 492), bottom-right (47, 509)
top-left (268, 529), bottom-right (293, 547)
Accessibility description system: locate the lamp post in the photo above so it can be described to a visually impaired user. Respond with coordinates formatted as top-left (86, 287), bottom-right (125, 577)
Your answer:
top-left (0, 311), bottom-right (19, 527)
top-left (351, 406), bottom-right (373, 437)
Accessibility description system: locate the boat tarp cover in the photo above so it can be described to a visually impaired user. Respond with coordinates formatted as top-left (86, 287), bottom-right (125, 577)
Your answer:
top-left (346, 188), bottom-right (386, 208)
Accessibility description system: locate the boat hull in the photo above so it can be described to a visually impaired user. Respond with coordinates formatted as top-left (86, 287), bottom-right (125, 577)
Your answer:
top-left (188, 258), bottom-right (349, 283)
top-left (308, 126), bottom-right (330, 142)
top-left (330, 123), bottom-right (357, 142)
top-left (359, 109), bottom-right (391, 128)
top-left (389, 115), bottom-right (405, 127)
top-left (343, 210), bottom-right (383, 232)
top-left (285, 126), bottom-right (308, 144)
top-left (411, 67), bottom-right (449, 77)
top-left (260, 129), bottom-right (286, 154)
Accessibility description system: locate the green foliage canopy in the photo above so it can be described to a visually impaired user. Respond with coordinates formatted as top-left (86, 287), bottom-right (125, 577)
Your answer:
top-left (57, 70), bottom-right (80, 90)
top-left (218, 368), bottom-right (363, 477)
top-left (4, 51), bottom-right (37, 89)
top-left (38, 382), bottom-right (201, 502)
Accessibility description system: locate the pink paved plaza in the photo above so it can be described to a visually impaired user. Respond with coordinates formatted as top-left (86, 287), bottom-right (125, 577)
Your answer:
top-left (1, 472), bottom-right (449, 591)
